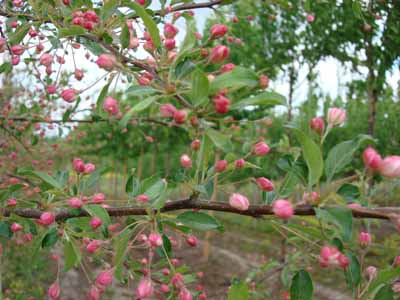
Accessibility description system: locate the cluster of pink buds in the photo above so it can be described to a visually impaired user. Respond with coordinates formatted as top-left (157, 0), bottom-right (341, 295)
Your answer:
top-left (72, 158), bottom-right (96, 174)
top-left (310, 107), bottom-right (346, 134)
top-left (319, 246), bottom-right (349, 269)
top-left (72, 10), bottom-right (99, 31)
top-left (362, 147), bottom-right (400, 177)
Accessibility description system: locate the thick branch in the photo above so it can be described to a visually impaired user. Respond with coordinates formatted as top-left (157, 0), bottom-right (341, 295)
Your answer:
top-left (0, 200), bottom-right (395, 222)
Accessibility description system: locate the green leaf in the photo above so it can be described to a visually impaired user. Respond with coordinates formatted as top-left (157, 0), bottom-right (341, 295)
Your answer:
top-left (210, 67), bottom-right (258, 94)
top-left (176, 211), bottom-right (224, 232)
top-left (191, 69), bottom-right (209, 106)
top-left (101, 0), bottom-right (118, 20)
top-left (337, 184), bottom-right (360, 202)
top-left (9, 23), bottom-right (30, 45)
top-left (119, 96), bottom-right (157, 128)
top-left (352, 1), bottom-right (363, 19)
top-left (228, 281), bottom-right (249, 300)
top-left (126, 85), bottom-right (159, 97)
top-left (0, 62), bottom-right (12, 74)
top-left (145, 179), bottom-right (167, 200)
top-left (0, 222), bottom-right (12, 239)
top-left (96, 82), bottom-right (112, 115)
top-left (291, 128), bottom-right (323, 186)
top-left (290, 270), bottom-right (313, 300)
top-left (19, 170), bottom-right (63, 190)
top-left (230, 91), bottom-right (286, 110)
top-left (120, 23), bottom-right (130, 49)
top-left (42, 228), bottom-right (59, 248)
top-left (344, 251), bottom-right (361, 291)
top-left (85, 204), bottom-right (111, 227)
top-left (124, 2), bottom-right (161, 48)
top-left (315, 207), bottom-right (353, 242)
top-left (279, 171), bottom-right (299, 198)
top-left (64, 240), bottom-right (81, 271)
top-left (373, 285), bottom-right (394, 300)
top-left (325, 135), bottom-right (373, 181)
top-left (206, 128), bottom-right (233, 153)
top-left (114, 229), bottom-right (132, 270)
top-left (58, 25), bottom-right (87, 38)
top-left (369, 268), bottom-right (400, 293)
top-left (126, 175), bottom-right (139, 194)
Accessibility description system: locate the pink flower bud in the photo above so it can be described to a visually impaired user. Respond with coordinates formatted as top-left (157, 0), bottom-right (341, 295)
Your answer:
top-left (220, 63), bottom-right (235, 73)
top-left (235, 158), bottom-right (246, 169)
top-left (229, 193), bottom-right (249, 211)
top-left (272, 199), bottom-right (294, 219)
top-left (96, 54), bottom-right (117, 70)
top-left (161, 284), bottom-right (169, 293)
top-left (359, 232), bottom-right (372, 247)
top-left (210, 45), bottom-right (230, 64)
top-left (11, 55), bottom-right (20, 65)
top-left (362, 147), bottom-right (382, 170)
top-left (68, 197), bottom-right (83, 208)
top-left (310, 117), bottom-right (324, 134)
top-left (39, 212), bottom-right (55, 226)
top-left (215, 160), bottom-right (227, 172)
top-left (173, 110), bottom-right (187, 124)
top-left (86, 240), bottom-right (101, 253)
top-left (61, 88), bottom-right (77, 103)
top-left (255, 177), bottom-right (274, 191)
top-left (136, 194), bottom-right (149, 202)
top-left (92, 193), bottom-right (105, 204)
top-left (327, 108), bottom-right (346, 126)
top-left (164, 23), bottom-right (179, 39)
top-left (378, 156), bottom-right (400, 177)
top-left (88, 286), bottom-right (100, 300)
top-left (302, 191), bottom-right (319, 204)
top-left (11, 222), bottom-right (23, 233)
top-left (160, 103), bottom-right (177, 117)
top-left (306, 14), bottom-right (315, 23)
top-left (84, 163), bottom-right (96, 174)
top-left (23, 232), bottom-right (33, 243)
top-left (172, 273), bottom-right (184, 287)
top-left (253, 141), bottom-right (270, 156)
top-left (48, 281), bottom-right (60, 300)
top-left (11, 45), bottom-right (24, 55)
top-left (338, 254), bottom-right (350, 269)
top-left (180, 154), bottom-right (192, 168)
top-left (7, 198), bottom-right (17, 207)
top-left (394, 256), bottom-right (400, 267)
top-left (96, 270), bottom-right (113, 286)
top-left (72, 158), bottom-right (85, 173)
top-left (186, 235), bottom-right (198, 247)
top-left (366, 266), bottom-right (377, 279)
top-left (90, 217), bottom-right (102, 230)
top-left (191, 139), bottom-right (201, 151)
top-left (259, 75), bottom-right (269, 89)
top-left (179, 289), bottom-right (193, 300)
top-left (102, 96), bottom-right (119, 116)
top-left (75, 69), bottom-right (84, 80)
top-left (47, 85), bottom-right (57, 94)
top-left (40, 53), bottom-right (53, 67)
top-left (210, 24), bottom-right (228, 39)
top-left (136, 278), bottom-right (154, 298)
top-left (148, 233), bottom-right (163, 247)
top-left (164, 38), bottom-right (176, 50)
top-left (213, 94), bottom-right (230, 114)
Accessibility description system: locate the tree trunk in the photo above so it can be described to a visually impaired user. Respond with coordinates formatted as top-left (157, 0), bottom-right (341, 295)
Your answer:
top-left (287, 64), bottom-right (295, 121)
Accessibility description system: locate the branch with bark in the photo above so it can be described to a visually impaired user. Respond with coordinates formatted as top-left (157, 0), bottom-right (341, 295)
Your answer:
top-left (1, 198), bottom-right (396, 221)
